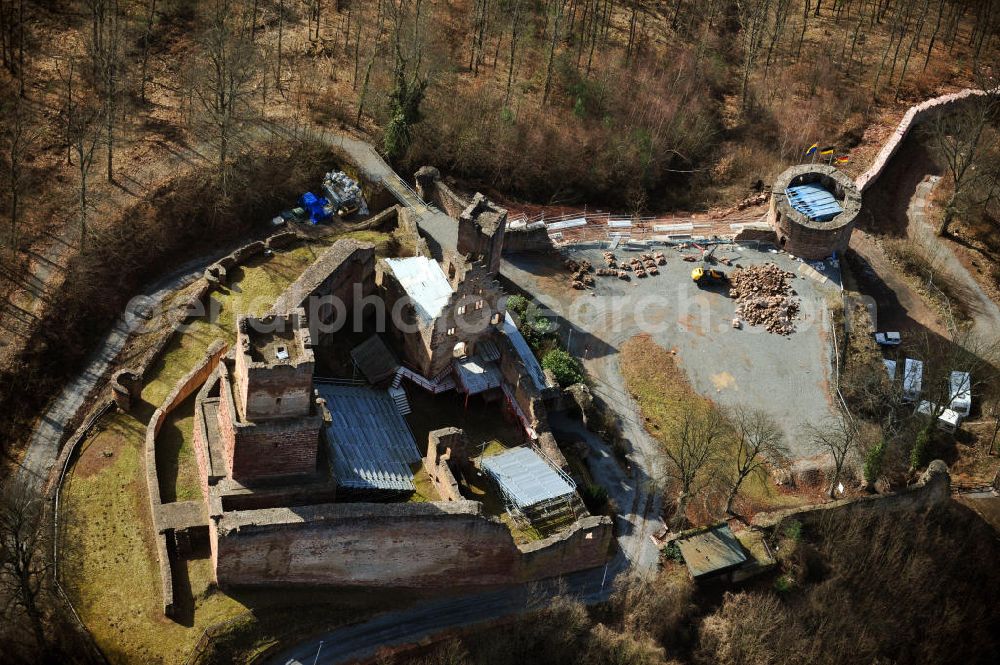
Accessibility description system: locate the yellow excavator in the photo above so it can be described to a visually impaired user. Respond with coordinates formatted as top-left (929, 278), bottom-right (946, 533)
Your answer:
top-left (691, 265), bottom-right (728, 286)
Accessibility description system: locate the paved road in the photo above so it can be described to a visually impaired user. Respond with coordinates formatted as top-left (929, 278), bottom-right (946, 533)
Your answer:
top-left (15, 255), bottom-right (215, 489)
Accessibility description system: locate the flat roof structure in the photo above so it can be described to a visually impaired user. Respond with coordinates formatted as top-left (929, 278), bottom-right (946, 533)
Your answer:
top-left (383, 256), bottom-right (454, 323)
top-left (501, 313), bottom-right (548, 392)
top-left (481, 447), bottom-right (575, 510)
top-left (454, 357), bottom-right (502, 395)
top-left (785, 182), bottom-right (843, 222)
top-left (351, 335), bottom-right (400, 384)
top-left (675, 523), bottom-right (748, 579)
top-left (316, 384), bottom-right (421, 492)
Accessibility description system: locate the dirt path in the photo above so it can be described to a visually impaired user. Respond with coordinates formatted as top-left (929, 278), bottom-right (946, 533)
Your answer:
top-left (909, 175), bottom-right (1000, 338)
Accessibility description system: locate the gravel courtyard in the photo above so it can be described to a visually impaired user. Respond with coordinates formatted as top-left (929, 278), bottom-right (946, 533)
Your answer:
top-left (502, 242), bottom-right (841, 463)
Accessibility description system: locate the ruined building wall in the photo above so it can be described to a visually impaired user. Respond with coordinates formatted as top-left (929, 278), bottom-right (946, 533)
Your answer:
top-left (270, 239), bottom-right (376, 342)
top-left (218, 362), bottom-right (322, 481)
top-left (752, 460), bottom-right (952, 529)
top-left (457, 193), bottom-right (508, 275)
top-left (415, 166), bottom-right (471, 220)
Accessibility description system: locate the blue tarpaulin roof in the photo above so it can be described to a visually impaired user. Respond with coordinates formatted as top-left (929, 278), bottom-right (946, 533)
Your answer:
top-left (785, 183), bottom-right (843, 222)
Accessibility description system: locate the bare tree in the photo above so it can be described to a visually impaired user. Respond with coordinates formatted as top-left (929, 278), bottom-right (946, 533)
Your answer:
top-left (723, 405), bottom-right (789, 515)
top-left (0, 477), bottom-right (52, 651)
top-left (1, 97), bottom-right (36, 250)
top-left (69, 90), bottom-right (101, 248)
top-left (660, 407), bottom-right (727, 529)
top-left (805, 414), bottom-right (859, 498)
top-left (191, 0), bottom-right (259, 190)
top-left (924, 91), bottom-right (999, 236)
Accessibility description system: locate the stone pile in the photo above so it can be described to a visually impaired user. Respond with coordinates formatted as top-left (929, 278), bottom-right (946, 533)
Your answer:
top-left (729, 263), bottom-right (799, 335)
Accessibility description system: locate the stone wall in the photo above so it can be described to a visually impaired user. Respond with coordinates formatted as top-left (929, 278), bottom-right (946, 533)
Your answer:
top-left (217, 361), bottom-right (322, 481)
top-left (504, 225), bottom-right (554, 253)
top-left (270, 239), bottom-right (377, 327)
top-left (855, 88), bottom-right (992, 192)
top-left (213, 500), bottom-right (614, 588)
top-left (423, 428), bottom-right (467, 502)
top-left (752, 460), bottom-right (951, 529)
top-left (415, 166), bottom-right (472, 220)
top-left (144, 339), bottom-right (228, 618)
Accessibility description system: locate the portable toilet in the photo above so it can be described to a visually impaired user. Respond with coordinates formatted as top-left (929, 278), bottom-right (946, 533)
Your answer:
top-left (902, 358), bottom-right (923, 402)
top-left (949, 371), bottom-right (972, 417)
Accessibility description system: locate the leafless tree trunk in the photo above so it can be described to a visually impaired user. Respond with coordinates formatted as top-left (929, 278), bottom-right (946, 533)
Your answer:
top-left (805, 414), bottom-right (859, 498)
top-left (542, 0), bottom-right (566, 106)
top-left (660, 408), bottom-right (727, 529)
top-left (0, 477), bottom-right (53, 650)
top-left (2, 100), bottom-right (35, 250)
top-left (924, 94), bottom-right (998, 236)
top-left (723, 406), bottom-right (789, 515)
top-left (139, 0), bottom-right (156, 103)
top-left (505, 0), bottom-right (523, 106)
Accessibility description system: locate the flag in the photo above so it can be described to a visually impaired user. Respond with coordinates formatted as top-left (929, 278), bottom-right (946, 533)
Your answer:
top-left (835, 155), bottom-right (850, 164)
top-left (820, 146), bottom-right (836, 155)
top-left (805, 143), bottom-right (818, 156)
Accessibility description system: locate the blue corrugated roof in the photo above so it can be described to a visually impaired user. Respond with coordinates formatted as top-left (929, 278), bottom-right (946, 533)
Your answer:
top-left (316, 384), bottom-right (421, 492)
top-left (481, 447), bottom-right (574, 508)
top-left (786, 183), bottom-right (843, 222)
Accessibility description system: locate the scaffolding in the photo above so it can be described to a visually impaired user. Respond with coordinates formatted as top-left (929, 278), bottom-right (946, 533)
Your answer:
top-left (480, 447), bottom-right (583, 532)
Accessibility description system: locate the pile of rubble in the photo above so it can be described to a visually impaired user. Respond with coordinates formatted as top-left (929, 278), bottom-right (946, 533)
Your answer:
top-left (595, 252), bottom-right (665, 279)
top-left (729, 263), bottom-right (799, 335)
top-left (565, 258), bottom-right (595, 289)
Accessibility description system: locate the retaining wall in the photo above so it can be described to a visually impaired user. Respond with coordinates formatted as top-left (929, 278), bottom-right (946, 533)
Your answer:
top-left (144, 340), bottom-right (228, 618)
top-left (752, 460), bottom-right (951, 530)
top-left (214, 500), bottom-right (613, 588)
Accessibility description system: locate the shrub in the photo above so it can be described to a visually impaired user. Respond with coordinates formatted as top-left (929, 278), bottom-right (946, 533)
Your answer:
top-left (783, 519), bottom-right (803, 542)
top-left (911, 428), bottom-right (932, 469)
top-left (542, 349), bottom-right (585, 387)
top-left (661, 542), bottom-right (683, 562)
top-left (580, 483), bottom-right (609, 514)
top-left (863, 440), bottom-right (886, 484)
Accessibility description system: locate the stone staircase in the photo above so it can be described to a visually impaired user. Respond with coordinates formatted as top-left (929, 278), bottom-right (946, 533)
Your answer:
top-left (388, 386), bottom-right (411, 416)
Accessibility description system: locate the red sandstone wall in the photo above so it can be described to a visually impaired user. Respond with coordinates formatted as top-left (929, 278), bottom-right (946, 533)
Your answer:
top-left (214, 502), bottom-right (614, 588)
top-left (230, 418), bottom-right (321, 480)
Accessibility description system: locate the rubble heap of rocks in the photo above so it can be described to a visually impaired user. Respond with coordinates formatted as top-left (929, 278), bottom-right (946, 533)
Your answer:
top-left (729, 263), bottom-right (799, 335)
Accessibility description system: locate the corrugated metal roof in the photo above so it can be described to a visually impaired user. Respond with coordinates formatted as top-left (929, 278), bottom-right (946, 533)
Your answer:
top-left (676, 523), bottom-right (748, 578)
top-left (477, 339), bottom-right (501, 363)
top-left (384, 257), bottom-right (454, 323)
top-left (786, 183), bottom-right (843, 222)
top-left (501, 313), bottom-right (548, 392)
top-left (316, 384), bottom-right (421, 492)
top-left (481, 447), bottom-right (574, 509)
top-left (351, 335), bottom-right (400, 384)
top-left (454, 357), bottom-right (502, 395)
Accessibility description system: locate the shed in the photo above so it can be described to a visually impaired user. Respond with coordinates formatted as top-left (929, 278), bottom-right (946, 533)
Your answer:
top-left (675, 523), bottom-right (748, 579)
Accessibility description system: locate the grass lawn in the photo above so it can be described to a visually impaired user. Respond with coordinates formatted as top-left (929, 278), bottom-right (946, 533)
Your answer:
top-left (61, 230), bottom-right (396, 664)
